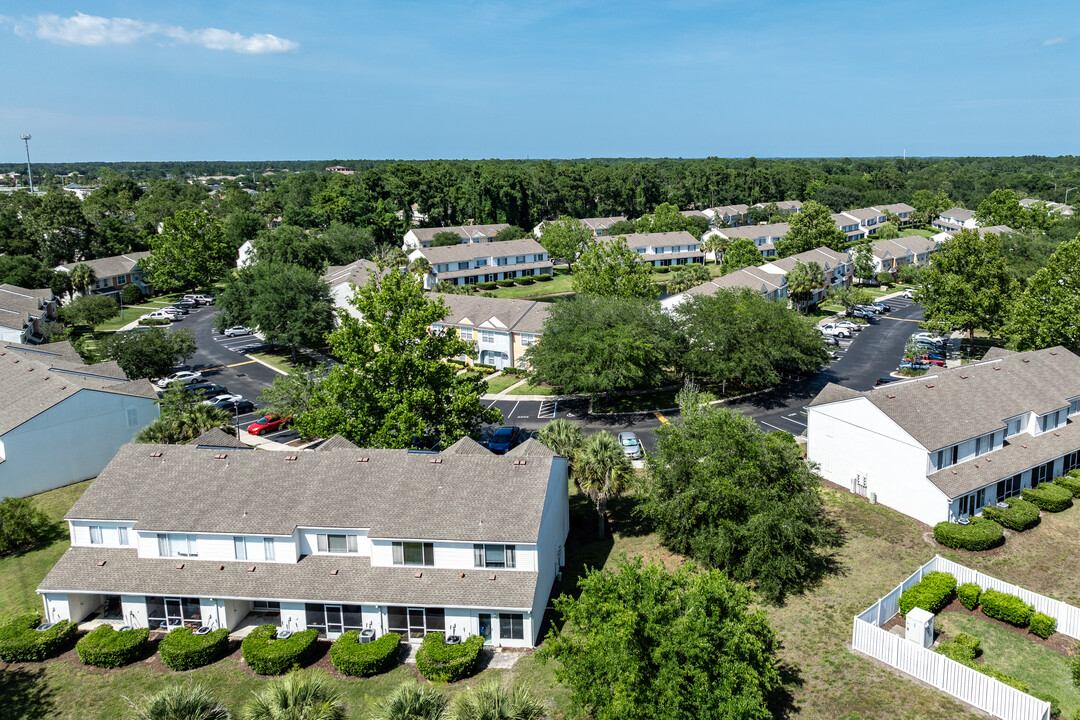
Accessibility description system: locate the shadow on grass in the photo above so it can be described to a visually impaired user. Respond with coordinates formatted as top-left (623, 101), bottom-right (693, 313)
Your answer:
top-left (766, 656), bottom-right (803, 720)
top-left (0, 666), bottom-right (55, 720)
top-left (0, 520), bottom-right (68, 563)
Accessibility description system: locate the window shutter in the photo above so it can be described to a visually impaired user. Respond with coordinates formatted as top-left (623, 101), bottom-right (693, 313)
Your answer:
top-left (347, 535), bottom-right (358, 553)
top-left (234, 537), bottom-right (246, 560)
top-left (392, 542), bottom-right (403, 566)
top-left (505, 545), bottom-right (515, 569)
top-left (317, 534), bottom-right (328, 553)
top-left (474, 544), bottom-right (483, 567)
top-left (423, 542), bottom-right (434, 566)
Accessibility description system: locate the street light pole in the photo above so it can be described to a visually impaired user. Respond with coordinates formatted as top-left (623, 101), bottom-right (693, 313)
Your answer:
top-left (1066, 188), bottom-right (1077, 206)
top-left (20, 134), bottom-right (34, 193)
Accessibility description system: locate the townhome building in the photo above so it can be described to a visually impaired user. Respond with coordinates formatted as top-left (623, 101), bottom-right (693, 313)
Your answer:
top-left (661, 265), bottom-right (788, 313)
top-left (839, 207), bottom-right (889, 236)
top-left (55, 252), bottom-right (152, 299)
top-left (869, 235), bottom-right (940, 275)
top-left (532, 216), bottom-right (627, 238)
top-left (611, 231), bottom-right (705, 267)
top-left (1021, 198), bottom-right (1074, 217)
top-left (38, 435), bottom-right (570, 648)
top-left (431, 294), bottom-right (548, 370)
top-left (755, 200), bottom-right (803, 214)
top-left (0, 284), bottom-right (58, 345)
top-left (932, 208), bottom-right (979, 232)
top-left (402, 224), bottom-right (511, 251)
top-left (807, 347), bottom-right (1080, 527)
top-left (408, 238), bottom-right (552, 290)
top-left (871, 202), bottom-right (917, 226)
top-left (704, 223), bottom-right (790, 258)
top-left (758, 246), bottom-right (852, 305)
top-left (702, 204), bottom-right (749, 228)
top-left (0, 341), bottom-right (159, 497)
top-left (323, 259), bottom-right (384, 316)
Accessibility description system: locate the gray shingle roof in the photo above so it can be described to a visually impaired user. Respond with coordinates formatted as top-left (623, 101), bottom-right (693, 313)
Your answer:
top-left (312, 434), bottom-right (360, 452)
top-left (39, 546), bottom-right (538, 610)
top-left (442, 436), bottom-right (494, 455)
top-left (872, 203), bottom-right (916, 215)
top-left (713, 223), bottom-right (789, 240)
top-left (56, 252), bottom-right (149, 279)
top-left (605, 231), bottom-right (700, 250)
top-left (841, 208), bottom-right (885, 222)
top-left (322, 259), bottom-right (381, 288)
top-left (418, 238), bottom-right (547, 265)
top-left (764, 246), bottom-right (848, 273)
top-left (809, 347), bottom-right (1080, 451)
top-left (66, 442), bottom-right (559, 543)
top-left (409, 224), bottom-right (510, 243)
top-left (870, 235), bottom-right (938, 260)
top-left (194, 427), bottom-right (252, 450)
top-left (506, 438), bottom-right (556, 458)
top-left (941, 208), bottom-right (975, 222)
top-left (0, 285), bottom-right (54, 331)
top-left (578, 216), bottom-right (627, 231)
top-left (433, 294), bottom-right (549, 335)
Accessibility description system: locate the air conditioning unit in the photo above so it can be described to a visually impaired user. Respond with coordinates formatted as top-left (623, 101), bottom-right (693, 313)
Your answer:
top-left (905, 607), bottom-right (934, 648)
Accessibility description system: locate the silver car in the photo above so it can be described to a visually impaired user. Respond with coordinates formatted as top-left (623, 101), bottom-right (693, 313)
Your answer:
top-left (618, 432), bottom-right (643, 460)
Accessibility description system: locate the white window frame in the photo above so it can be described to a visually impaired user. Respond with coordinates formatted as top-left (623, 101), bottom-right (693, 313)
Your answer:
top-left (459, 327), bottom-right (473, 341)
top-left (480, 330), bottom-right (496, 344)
top-left (1069, 397), bottom-right (1080, 416)
top-left (317, 533), bottom-right (358, 555)
top-left (89, 526), bottom-right (103, 545)
top-left (117, 526), bottom-right (128, 546)
top-left (264, 537), bottom-right (275, 561)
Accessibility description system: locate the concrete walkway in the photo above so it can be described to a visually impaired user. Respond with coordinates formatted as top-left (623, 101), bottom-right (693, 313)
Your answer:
top-left (399, 643), bottom-right (528, 670)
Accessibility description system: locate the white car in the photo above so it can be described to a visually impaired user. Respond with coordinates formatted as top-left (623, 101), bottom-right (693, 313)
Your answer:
top-left (141, 310), bottom-right (173, 322)
top-left (821, 324), bottom-right (851, 338)
top-left (160, 307), bottom-right (185, 317)
top-left (204, 393), bottom-right (243, 405)
top-left (834, 320), bottom-right (862, 332)
top-left (156, 371), bottom-right (203, 389)
top-left (224, 326), bottom-right (252, 338)
top-left (618, 432), bottom-right (643, 460)
top-left (901, 289), bottom-right (914, 299)
top-left (911, 332), bottom-right (945, 344)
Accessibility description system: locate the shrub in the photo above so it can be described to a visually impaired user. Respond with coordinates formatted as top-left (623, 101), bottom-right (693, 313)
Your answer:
top-left (899, 572), bottom-right (957, 616)
top-left (534, 274), bottom-right (552, 282)
top-left (0, 497), bottom-right (53, 554)
top-left (120, 284), bottom-right (144, 305)
top-left (1069, 469), bottom-right (1080, 479)
top-left (1022, 482), bottom-right (1073, 512)
top-left (500, 366), bottom-right (523, 376)
top-left (652, 266), bottom-right (672, 274)
top-left (478, 282), bottom-right (497, 290)
top-left (977, 665), bottom-right (1030, 694)
top-left (935, 639), bottom-right (975, 663)
top-left (495, 279), bottom-right (516, 287)
top-left (958, 583), bottom-right (982, 611)
top-left (1031, 692), bottom-right (1060, 719)
top-left (159, 627), bottom-right (230, 671)
top-left (329, 631), bottom-right (401, 677)
top-left (240, 625), bottom-right (318, 675)
top-left (980, 588), bottom-right (1035, 627)
top-left (1029, 612), bottom-right (1057, 639)
top-left (76, 624), bottom-right (149, 668)
top-left (953, 632), bottom-right (981, 654)
top-left (933, 517), bottom-right (1004, 551)
top-left (982, 497), bottom-right (1041, 531)
top-left (1054, 474), bottom-right (1080, 497)
top-left (472, 363), bottom-right (497, 374)
top-left (0, 613), bottom-right (76, 662)
top-left (415, 632), bottom-right (485, 682)
top-left (138, 318), bottom-right (170, 326)
top-left (1071, 656), bottom-right (1080, 688)
top-left (516, 277), bottom-right (535, 286)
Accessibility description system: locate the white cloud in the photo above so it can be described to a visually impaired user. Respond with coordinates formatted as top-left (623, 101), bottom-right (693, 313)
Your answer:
top-left (1043, 37), bottom-right (1066, 46)
top-left (15, 12), bottom-right (297, 54)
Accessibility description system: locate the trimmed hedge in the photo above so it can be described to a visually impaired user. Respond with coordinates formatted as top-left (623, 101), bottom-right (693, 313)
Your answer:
top-left (478, 282), bottom-right (497, 290)
top-left (953, 632), bottom-right (981, 654)
top-left (981, 497), bottom-right (1041, 532)
top-left (936, 639), bottom-right (975, 663)
top-left (240, 625), bottom-right (318, 675)
top-left (1029, 612), bottom-right (1057, 639)
top-left (472, 363), bottom-right (497, 374)
top-left (495, 279), bottom-right (516, 287)
top-left (899, 572), bottom-right (957, 616)
top-left (1053, 474), bottom-right (1080, 497)
top-left (516, 277), bottom-right (535, 286)
top-left (534, 274), bottom-right (552, 282)
top-left (958, 583), bottom-right (982, 611)
top-left (980, 588), bottom-right (1034, 627)
top-left (159, 627), bottom-right (229, 671)
top-left (932, 517), bottom-right (1004, 551)
top-left (415, 632), bottom-right (485, 682)
top-left (1071, 656), bottom-right (1080, 688)
top-left (0, 614), bottom-right (77, 662)
top-left (1069, 469), bottom-right (1080, 479)
top-left (76, 625), bottom-right (149, 668)
top-left (329, 631), bottom-right (401, 677)
top-left (1021, 482), bottom-right (1073, 512)
top-left (138, 318), bottom-right (170, 326)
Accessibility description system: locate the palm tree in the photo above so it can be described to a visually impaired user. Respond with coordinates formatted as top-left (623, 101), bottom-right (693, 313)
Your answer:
top-left (409, 256), bottom-right (432, 277)
top-left (242, 671), bottom-right (347, 720)
top-left (450, 683), bottom-right (547, 720)
top-left (785, 260), bottom-right (826, 314)
top-left (700, 232), bottom-right (730, 265)
top-left (129, 684), bottom-right (230, 720)
top-left (373, 682), bottom-right (448, 720)
top-left (536, 419), bottom-right (584, 474)
top-left (69, 262), bottom-right (96, 299)
top-left (574, 431), bottom-right (633, 539)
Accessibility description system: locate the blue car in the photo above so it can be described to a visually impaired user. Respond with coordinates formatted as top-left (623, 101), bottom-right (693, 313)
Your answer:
top-left (899, 359), bottom-right (933, 370)
top-left (487, 426), bottom-right (520, 454)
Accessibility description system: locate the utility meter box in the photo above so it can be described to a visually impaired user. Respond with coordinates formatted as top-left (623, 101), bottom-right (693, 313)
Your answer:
top-left (905, 607), bottom-right (934, 648)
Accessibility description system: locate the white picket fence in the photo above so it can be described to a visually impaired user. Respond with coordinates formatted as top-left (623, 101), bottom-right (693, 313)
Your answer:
top-left (849, 555), bottom-right (1075, 720)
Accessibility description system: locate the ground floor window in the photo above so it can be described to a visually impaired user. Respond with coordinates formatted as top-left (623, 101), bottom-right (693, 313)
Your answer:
top-left (996, 473), bottom-right (1024, 503)
top-left (499, 613), bottom-right (524, 640)
top-left (305, 603), bottom-right (363, 637)
top-left (102, 595), bottom-right (122, 620)
top-left (388, 606), bottom-right (445, 640)
top-left (146, 596), bottom-right (202, 630)
top-left (956, 487), bottom-right (989, 519)
top-left (1034, 460), bottom-right (1055, 485)
top-left (1064, 451), bottom-right (1080, 474)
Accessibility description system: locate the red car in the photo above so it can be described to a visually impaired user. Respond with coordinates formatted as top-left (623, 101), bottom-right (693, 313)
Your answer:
top-left (247, 415), bottom-right (291, 435)
top-left (907, 353), bottom-right (946, 367)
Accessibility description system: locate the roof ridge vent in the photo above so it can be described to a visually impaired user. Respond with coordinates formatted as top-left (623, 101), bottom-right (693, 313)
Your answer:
top-left (149, 452), bottom-right (163, 458)
top-left (284, 455), bottom-right (298, 462)
top-left (925, 383), bottom-right (934, 388)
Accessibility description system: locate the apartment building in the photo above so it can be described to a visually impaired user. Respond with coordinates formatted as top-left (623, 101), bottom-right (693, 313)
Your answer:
top-left (402, 224), bottom-right (511, 251)
top-left (431, 294), bottom-right (549, 370)
top-left (408, 238), bottom-right (552, 290)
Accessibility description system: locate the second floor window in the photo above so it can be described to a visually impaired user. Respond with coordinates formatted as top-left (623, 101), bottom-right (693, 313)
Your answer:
top-left (1005, 417), bottom-right (1023, 437)
top-left (317, 534), bottom-right (358, 554)
top-left (520, 333), bottom-right (535, 347)
top-left (459, 327), bottom-right (473, 341)
top-left (481, 330), bottom-right (496, 343)
top-left (932, 445), bottom-right (959, 472)
top-left (1070, 398), bottom-right (1080, 416)
top-left (90, 526), bottom-right (103, 545)
top-left (393, 541), bottom-right (434, 566)
top-left (158, 533), bottom-right (197, 558)
top-left (1037, 410), bottom-right (1066, 434)
top-left (474, 544), bottom-right (516, 569)
top-left (118, 526), bottom-right (128, 545)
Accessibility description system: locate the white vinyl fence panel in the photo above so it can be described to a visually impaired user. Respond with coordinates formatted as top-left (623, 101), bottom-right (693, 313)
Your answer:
top-left (849, 555), bottom-right (1071, 720)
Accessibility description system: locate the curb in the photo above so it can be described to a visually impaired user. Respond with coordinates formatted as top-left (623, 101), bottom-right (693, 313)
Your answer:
top-left (587, 385), bottom-right (775, 418)
top-left (246, 354), bottom-right (289, 376)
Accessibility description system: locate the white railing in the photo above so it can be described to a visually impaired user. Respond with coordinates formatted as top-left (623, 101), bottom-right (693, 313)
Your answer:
top-left (851, 555), bottom-right (1058, 720)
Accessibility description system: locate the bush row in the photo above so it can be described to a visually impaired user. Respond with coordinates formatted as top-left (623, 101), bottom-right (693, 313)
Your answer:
top-left (1021, 483), bottom-right (1073, 512)
top-left (471, 363), bottom-right (497, 373)
top-left (1053, 474), bottom-right (1080, 497)
top-left (935, 632), bottom-right (1030, 692)
top-left (933, 517), bottom-right (1004, 551)
top-left (241, 625), bottom-right (318, 675)
top-left (899, 572), bottom-right (957, 617)
top-left (534, 274), bottom-right (553, 282)
top-left (415, 632), bottom-right (485, 682)
top-left (159, 627), bottom-right (230, 671)
top-left (138, 318), bottom-right (170, 326)
top-left (954, 583), bottom-right (1058, 639)
top-left (329, 631), bottom-right (401, 677)
top-left (75, 625), bottom-right (149, 668)
top-left (981, 497), bottom-right (1041, 532)
top-left (958, 582), bottom-right (981, 610)
top-left (0, 614), bottom-right (77, 662)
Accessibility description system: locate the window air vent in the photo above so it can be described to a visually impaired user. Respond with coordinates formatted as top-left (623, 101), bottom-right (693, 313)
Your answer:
top-left (149, 452), bottom-right (162, 458)
top-left (357, 457), bottom-right (369, 463)
top-left (429, 458), bottom-right (442, 464)
top-left (96, 560), bottom-right (106, 567)
top-left (214, 453), bottom-right (227, 460)
top-left (284, 455), bottom-right (298, 462)
top-left (247, 565), bottom-right (256, 573)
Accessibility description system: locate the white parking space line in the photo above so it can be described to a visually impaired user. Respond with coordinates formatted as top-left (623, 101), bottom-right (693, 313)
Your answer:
top-left (782, 414), bottom-right (807, 427)
top-left (506, 401), bottom-right (520, 420)
top-left (538, 400), bottom-right (557, 419)
top-left (760, 421), bottom-right (787, 432)
top-left (265, 429), bottom-right (293, 439)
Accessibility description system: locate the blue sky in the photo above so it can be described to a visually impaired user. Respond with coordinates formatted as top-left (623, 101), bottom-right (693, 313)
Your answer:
top-left (2, 1), bottom-right (1077, 161)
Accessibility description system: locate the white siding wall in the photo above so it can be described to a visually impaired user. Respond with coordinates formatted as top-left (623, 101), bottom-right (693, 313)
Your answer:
top-left (42, 593), bottom-right (69, 624)
top-left (298, 529), bottom-right (370, 558)
top-left (0, 389), bottom-right (159, 497)
top-left (368, 539), bottom-right (539, 571)
top-left (531, 458), bottom-right (570, 644)
top-left (122, 595), bottom-right (147, 626)
top-left (70, 521), bottom-right (135, 547)
top-left (280, 602), bottom-right (307, 633)
top-left (808, 398), bottom-right (950, 526)
top-left (223, 599), bottom-right (252, 630)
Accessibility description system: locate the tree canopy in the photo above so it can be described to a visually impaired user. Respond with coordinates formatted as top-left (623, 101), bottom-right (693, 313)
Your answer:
top-left (718, 236), bottom-right (763, 274)
top-left (775, 200), bottom-right (846, 257)
top-left (639, 396), bottom-right (841, 602)
top-left (99, 327), bottom-right (197, 380)
top-left (539, 216), bottom-right (593, 271)
top-left (294, 268), bottom-right (501, 447)
top-left (1004, 231), bottom-right (1080, 352)
top-left (142, 209), bottom-right (233, 292)
top-left (572, 236), bottom-right (658, 299)
top-left (58, 294), bottom-right (118, 329)
top-left (538, 557), bottom-right (782, 720)
top-left (784, 260), bottom-right (826, 313)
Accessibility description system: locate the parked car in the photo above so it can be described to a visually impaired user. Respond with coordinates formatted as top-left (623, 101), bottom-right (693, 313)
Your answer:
top-left (191, 294), bottom-right (215, 306)
top-left (913, 338), bottom-right (945, 352)
top-left (141, 310), bottom-right (173, 322)
top-left (185, 383), bottom-right (228, 398)
top-left (618, 432), bottom-right (644, 460)
top-left (871, 301), bottom-right (891, 312)
top-left (207, 393), bottom-right (244, 404)
top-left (899, 359), bottom-right (933, 370)
top-left (901, 289), bottom-right (914, 299)
top-left (911, 332), bottom-right (945, 344)
top-left (487, 426), bottom-right (521, 454)
top-left (834, 320), bottom-right (862, 332)
top-left (821, 334), bottom-right (840, 347)
top-left (213, 398), bottom-right (256, 414)
top-left (161, 306), bottom-right (187, 316)
top-left (906, 353), bottom-right (945, 367)
top-left (821, 324), bottom-right (851, 338)
top-left (223, 326), bottom-right (252, 338)
top-left (175, 299), bottom-right (196, 310)
top-left (875, 376), bottom-right (901, 386)
top-left (911, 346), bottom-right (945, 360)
top-left (856, 304), bottom-right (882, 315)
top-left (247, 415), bottom-right (291, 435)
top-left (156, 371), bottom-right (202, 388)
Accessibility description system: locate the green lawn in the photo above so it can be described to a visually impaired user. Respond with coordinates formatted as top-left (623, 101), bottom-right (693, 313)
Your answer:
top-left (938, 611), bottom-right (1080, 717)
top-left (507, 381), bottom-right (559, 396)
top-left (93, 299), bottom-right (174, 333)
top-left (248, 348), bottom-right (322, 374)
top-left (487, 274), bottom-right (574, 299)
top-left (0, 482), bottom-right (90, 624)
top-left (482, 373), bottom-right (523, 394)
